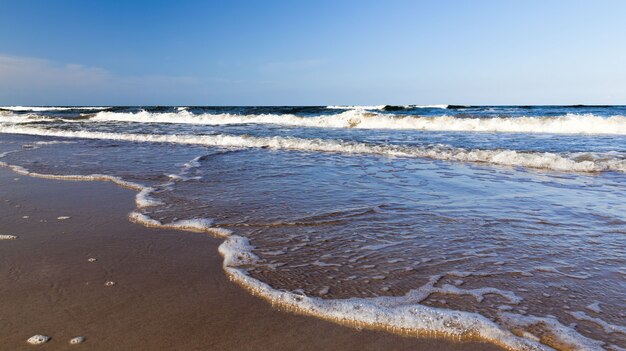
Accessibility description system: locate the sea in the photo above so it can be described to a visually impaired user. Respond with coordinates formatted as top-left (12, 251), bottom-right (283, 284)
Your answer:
top-left (0, 105), bottom-right (624, 350)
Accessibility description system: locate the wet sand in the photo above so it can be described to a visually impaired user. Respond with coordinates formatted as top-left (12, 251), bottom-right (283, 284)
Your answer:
top-left (0, 167), bottom-right (502, 350)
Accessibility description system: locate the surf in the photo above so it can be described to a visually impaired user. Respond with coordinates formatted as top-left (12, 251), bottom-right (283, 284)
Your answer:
top-left (77, 110), bottom-right (626, 135)
top-left (1, 124), bottom-right (624, 173)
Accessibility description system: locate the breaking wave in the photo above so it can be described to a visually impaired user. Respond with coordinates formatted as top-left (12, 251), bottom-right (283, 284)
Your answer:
top-left (326, 105), bottom-right (387, 110)
top-left (326, 104), bottom-right (449, 110)
top-left (83, 110), bottom-right (626, 135)
top-left (1, 125), bottom-right (624, 173)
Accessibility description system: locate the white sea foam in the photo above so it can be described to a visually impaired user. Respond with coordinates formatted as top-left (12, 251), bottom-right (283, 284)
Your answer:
top-left (0, 159), bottom-right (152, 216)
top-left (0, 111), bottom-right (50, 124)
top-left (136, 187), bottom-right (163, 208)
top-left (88, 109), bottom-right (361, 128)
top-left (0, 234), bottom-right (17, 240)
top-left (0, 162), bottom-right (144, 191)
top-left (3, 159), bottom-right (169, 216)
top-left (128, 212), bottom-right (230, 237)
top-left (0, 158), bottom-right (608, 351)
top-left (84, 110), bottom-right (626, 135)
top-left (1, 125), bottom-right (625, 173)
top-left (223, 267), bottom-right (551, 351)
top-left (569, 311), bottom-right (626, 335)
top-left (181, 155), bottom-right (202, 173)
top-left (0, 151), bottom-right (15, 159)
top-left (4, 107), bottom-right (626, 135)
top-left (327, 104), bottom-right (449, 109)
top-left (499, 313), bottom-right (605, 350)
top-left (411, 104), bottom-right (449, 109)
top-left (326, 105), bottom-right (387, 110)
top-left (33, 140), bottom-right (76, 146)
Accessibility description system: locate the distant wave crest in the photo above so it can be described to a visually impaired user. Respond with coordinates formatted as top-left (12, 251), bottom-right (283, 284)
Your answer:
top-left (326, 104), bottom-right (448, 110)
top-left (82, 110), bottom-right (626, 135)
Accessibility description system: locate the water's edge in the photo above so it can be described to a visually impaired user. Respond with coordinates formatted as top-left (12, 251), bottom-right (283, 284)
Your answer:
top-left (2, 139), bottom-right (601, 351)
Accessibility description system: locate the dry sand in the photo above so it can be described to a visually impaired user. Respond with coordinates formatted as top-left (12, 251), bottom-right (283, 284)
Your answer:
top-left (0, 168), bottom-right (502, 350)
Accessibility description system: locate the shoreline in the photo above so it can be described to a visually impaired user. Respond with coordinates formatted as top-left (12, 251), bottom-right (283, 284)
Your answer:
top-left (0, 166), bottom-right (502, 350)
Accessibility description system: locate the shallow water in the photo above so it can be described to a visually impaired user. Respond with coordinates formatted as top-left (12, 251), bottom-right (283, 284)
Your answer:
top-left (1, 105), bottom-right (625, 350)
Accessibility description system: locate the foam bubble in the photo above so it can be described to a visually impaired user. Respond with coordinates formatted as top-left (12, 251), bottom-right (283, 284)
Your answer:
top-left (69, 336), bottom-right (86, 344)
top-left (26, 334), bottom-right (50, 345)
top-left (0, 234), bottom-right (17, 240)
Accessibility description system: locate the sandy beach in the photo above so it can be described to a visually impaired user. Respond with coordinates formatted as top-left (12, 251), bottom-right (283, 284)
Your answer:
top-left (2, 1), bottom-right (625, 349)
top-left (0, 167), bottom-right (502, 350)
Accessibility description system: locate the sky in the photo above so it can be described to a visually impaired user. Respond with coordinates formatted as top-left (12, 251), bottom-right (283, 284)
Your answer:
top-left (0, 0), bottom-right (625, 106)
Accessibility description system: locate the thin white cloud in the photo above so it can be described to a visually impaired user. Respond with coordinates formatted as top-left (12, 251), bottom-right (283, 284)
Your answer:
top-left (0, 53), bottom-right (202, 105)
top-left (0, 53), bottom-right (338, 105)
top-left (0, 54), bottom-right (111, 87)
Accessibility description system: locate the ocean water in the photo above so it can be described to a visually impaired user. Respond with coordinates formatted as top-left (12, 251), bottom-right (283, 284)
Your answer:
top-left (1, 105), bottom-right (625, 350)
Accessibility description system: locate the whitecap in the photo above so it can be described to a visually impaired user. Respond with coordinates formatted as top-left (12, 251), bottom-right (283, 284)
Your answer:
top-left (82, 110), bottom-right (626, 135)
top-left (1, 125), bottom-right (624, 173)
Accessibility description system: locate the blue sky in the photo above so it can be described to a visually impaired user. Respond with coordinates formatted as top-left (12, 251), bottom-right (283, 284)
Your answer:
top-left (1, 0), bottom-right (625, 105)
